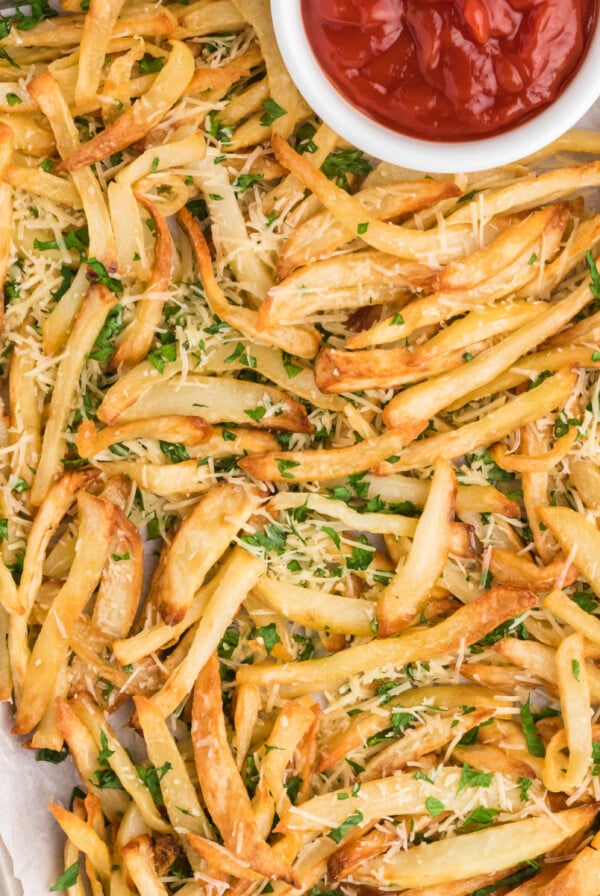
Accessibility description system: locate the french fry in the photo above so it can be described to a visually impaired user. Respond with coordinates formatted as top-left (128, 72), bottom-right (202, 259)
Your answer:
top-left (253, 577), bottom-right (374, 637)
top-left (268, 491), bottom-right (418, 536)
top-left (544, 589), bottom-right (600, 648)
top-left (494, 638), bottom-right (600, 701)
top-left (352, 805), bottom-right (598, 889)
top-left (234, 683), bottom-right (261, 770)
top-left (113, 374), bottom-right (313, 433)
top-left (72, 694), bottom-right (170, 833)
top-left (75, 0), bottom-right (127, 108)
top-left (542, 632), bottom-right (592, 793)
top-left (277, 180), bottom-right (462, 279)
top-left (13, 493), bottom-right (115, 735)
top-left (253, 701), bottom-right (316, 836)
top-left (155, 482), bottom-right (261, 624)
top-left (382, 280), bottom-right (592, 430)
top-left (62, 41), bottom-right (195, 170)
top-left (28, 72), bottom-right (116, 268)
top-left (490, 427), bottom-right (578, 473)
top-left (361, 707), bottom-right (496, 782)
top-left (76, 415), bottom-right (210, 458)
top-left (56, 699), bottom-right (129, 823)
top-left (239, 421), bottom-right (427, 483)
top-left (188, 835), bottom-right (265, 880)
top-left (174, 0), bottom-right (245, 38)
top-left (192, 653), bottom-right (298, 884)
top-left (452, 744), bottom-right (539, 781)
top-left (532, 834), bottom-right (600, 896)
top-left (31, 285), bottom-right (117, 506)
top-left (377, 368), bottom-right (577, 474)
top-left (48, 803), bottom-right (111, 881)
top-left (177, 207), bottom-right (320, 358)
top-left (9, 470), bottom-right (99, 701)
top-left (111, 195), bottom-right (173, 368)
top-left (537, 505), bottom-right (600, 596)
top-left (261, 251), bottom-right (431, 327)
top-left (376, 458), bottom-right (456, 636)
top-left (92, 507), bottom-right (142, 641)
top-left (488, 549), bottom-right (577, 592)
top-left (152, 546), bottom-right (265, 716)
top-left (231, 0), bottom-right (308, 139)
top-left (122, 836), bottom-right (170, 896)
top-left (237, 587), bottom-right (536, 696)
top-left (134, 695), bottom-right (213, 839)
top-left (316, 341), bottom-right (486, 394)
top-left (570, 458), bottom-right (600, 511)
top-left (276, 764), bottom-right (522, 835)
top-left (327, 827), bottom-right (398, 883)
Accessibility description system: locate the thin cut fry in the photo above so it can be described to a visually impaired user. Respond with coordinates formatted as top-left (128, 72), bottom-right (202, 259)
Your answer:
top-left (63, 41), bottom-right (195, 170)
top-left (237, 587), bottom-right (536, 695)
top-left (376, 458), bottom-right (456, 636)
top-left (192, 653), bottom-right (298, 884)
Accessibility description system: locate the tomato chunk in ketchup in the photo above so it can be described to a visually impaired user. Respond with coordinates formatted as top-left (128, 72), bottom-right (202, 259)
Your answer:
top-left (301, 0), bottom-right (596, 141)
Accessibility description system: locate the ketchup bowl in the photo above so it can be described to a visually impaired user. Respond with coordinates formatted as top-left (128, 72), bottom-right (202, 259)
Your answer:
top-left (272, 0), bottom-right (600, 173)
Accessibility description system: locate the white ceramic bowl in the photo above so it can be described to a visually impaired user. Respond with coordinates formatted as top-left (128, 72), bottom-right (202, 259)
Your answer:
top-left (271, 1), bottom-right (600, 173)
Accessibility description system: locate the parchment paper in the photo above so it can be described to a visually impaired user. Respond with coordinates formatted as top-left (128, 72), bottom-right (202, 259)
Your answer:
top-left (1, 102), bottom-right (600, 896)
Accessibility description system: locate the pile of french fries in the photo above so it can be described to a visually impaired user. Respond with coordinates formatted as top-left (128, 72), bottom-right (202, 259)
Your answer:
top-left (1, 1), bottom-right (600, 894)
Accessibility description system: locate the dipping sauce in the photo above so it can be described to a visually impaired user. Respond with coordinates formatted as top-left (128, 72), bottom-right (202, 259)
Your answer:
top-left (301, 0), bottom-right (597, 141)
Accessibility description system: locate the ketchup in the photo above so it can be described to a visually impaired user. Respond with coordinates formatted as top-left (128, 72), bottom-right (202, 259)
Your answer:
top-left (301, 0), bottom-right (596, 141)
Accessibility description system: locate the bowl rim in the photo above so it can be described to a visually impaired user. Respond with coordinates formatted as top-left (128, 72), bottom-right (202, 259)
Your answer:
top-left (271, 0), bottom-right (600, 173)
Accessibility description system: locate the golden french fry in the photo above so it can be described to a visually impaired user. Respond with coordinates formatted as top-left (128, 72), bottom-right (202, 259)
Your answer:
top-left (531, 836), bottom-right (600, 896)
top-left (152, 546), bottom-right (265, 717)
top-left (377, 368), bottom-right (577, 474)
top-left (361, 707), bottom-right (495, 782)
top-left (488, 549), bottom-right (577, 592)
top-left (72, 694), bottom-right (170, 833)
top-left (76, 415), bottom-right (210, 458)
top-left (62, 41), bottom-right (195, 170)
top-left (276, 764), bottom-right (522, 835)
top-left (376, 458), bottom-right (456, 636)
top-left (177, 207), bottom-right (320, 358)
top-left (277, 180), bottom-right (461, 279)
top-left (352, 805), bottom-right (598, 889)
top-left (192, 653), bottom-right (298, 884)
top-left (111, 374), bottom-right (314, 433)
top-left (188, 835), bottom-right (264, 881)
top-left (542, 632), bottom-right (592, 793)
top-left (494, 638), bottom-right (600, 701)
top-left (75, 0), bottom-right (127, 107)
top-left (56, 699), bottom-right (129, 823)
top-left (537, 505), bottom-right (600, 596)
top-left (31, 286), bottom-right (117, 505)
top-left (382, 280), bottom-right (591, 430)
top-left (237, 587), bottom-right (536, 696)
top-left (570, 458), bottom-right (600, 511)
top-left (253, 577), bottom-right (374, 637)
top-left (122, 836), bottom-right (170, 896)
top-left (261, 251), bottom-right (431, 327)
top-left (111, 195), bottom-right (172, 368)
top-left (13, 493), bottom-right (115, 735)
top-left (28, 72), bottom-right (116, 268)
top-left (134, 696), bottom-right (213, 839)
top-left (231, 0), bottom-right (308, 138)
top-left (92, 507), bottom-right (142, 641)
top-left (490, 427), bottom-right (578, 473)
top-left (48, 803), bottom-right (111, 880)
top-left (239, 420), bottom-right (427, 483)
top-left (544, 589), bottom-right (600, 648)
top-left (155, 482), bottom-right (261, 624)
